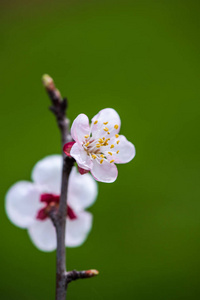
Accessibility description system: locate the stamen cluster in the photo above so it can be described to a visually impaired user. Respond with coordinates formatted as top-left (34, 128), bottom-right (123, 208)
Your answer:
top-left (82, 121), bottom-right (120, 165)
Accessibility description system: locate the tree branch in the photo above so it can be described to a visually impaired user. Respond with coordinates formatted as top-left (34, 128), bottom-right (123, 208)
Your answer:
top-left (43, 74), bottom-right (74, 300)
top-left (42, 74), bottom-right (98, 300)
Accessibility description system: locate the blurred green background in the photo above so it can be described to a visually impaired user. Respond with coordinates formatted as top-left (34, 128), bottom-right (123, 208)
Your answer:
top-left (1, 0), bottom-right (200, 299)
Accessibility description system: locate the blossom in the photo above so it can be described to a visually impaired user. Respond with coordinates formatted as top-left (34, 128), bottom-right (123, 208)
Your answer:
top-left (5, 155), bottom-right (98, 252)
top-left (64, 108), bottom-right (136, 183)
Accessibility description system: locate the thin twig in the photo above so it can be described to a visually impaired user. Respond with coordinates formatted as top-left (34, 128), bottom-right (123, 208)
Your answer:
top-left (66, 269), bottom-right (99, 285)
top-left (42, 74), bottom-right (98, 300)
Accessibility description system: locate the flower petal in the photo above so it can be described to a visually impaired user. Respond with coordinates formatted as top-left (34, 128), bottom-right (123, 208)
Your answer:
top-left (28, 219), bottom-right (57, 252)
top-left (65, 211), bottom-right (93, 247)
top-left (71, 114), bottom-right (90, 144)
top-left (70, 143), bottom-right (93, 170)
top-left (67, 167), bottom-right (98, 211)
top-left (110, 135), bottom-right (136, 164)
top-left (32, 155), bottom-right (62, 194)
top-left (91, 159), bottom-right (118, 183)
top-left (91, 108), bottom-right (121, 138)
top-left (5, 181), bottom-right (42, 228)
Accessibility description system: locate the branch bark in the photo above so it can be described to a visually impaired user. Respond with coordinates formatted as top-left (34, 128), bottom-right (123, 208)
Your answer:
top-left (42, 75), bottom-right (98, 300)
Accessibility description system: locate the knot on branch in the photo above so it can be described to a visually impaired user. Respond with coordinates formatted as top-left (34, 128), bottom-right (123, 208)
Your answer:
top-left (63, 156), bottom-right (75, 173)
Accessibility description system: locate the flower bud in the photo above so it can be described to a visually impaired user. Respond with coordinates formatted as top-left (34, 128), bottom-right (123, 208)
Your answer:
top-left (85, 269), bottom-right (99, 277)
top-left (42, 74), bottom-right (62, 100)
top-left (42, 74), bottom-right (54, 90)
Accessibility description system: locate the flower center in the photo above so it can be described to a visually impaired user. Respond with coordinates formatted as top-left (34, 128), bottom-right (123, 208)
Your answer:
top-left (36, 193), bottom-right (77, 221)
top-left (82, 121), bottom-right (120, 164)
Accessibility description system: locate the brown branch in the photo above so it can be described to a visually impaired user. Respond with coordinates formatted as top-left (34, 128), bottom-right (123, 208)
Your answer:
top-left (42, 74), bottom-right (98, 300)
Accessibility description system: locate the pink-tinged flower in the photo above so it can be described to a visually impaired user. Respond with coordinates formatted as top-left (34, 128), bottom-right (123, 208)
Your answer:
top-left (64, 108), bottom-right (136, 183)
top-left (5, 155), bottom-right (98, 252)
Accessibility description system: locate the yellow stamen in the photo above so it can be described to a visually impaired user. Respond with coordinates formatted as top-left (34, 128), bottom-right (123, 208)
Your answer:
top-left (117, 140), bottom-right (120, 144)
top-left (85, 142), bottom-right (89, 147)
top-left (107, 132), bottom-right (110, 134)
top-left (100, 154), bottom-right (104, 158)
top-left (94, 120), bottom-right (98, 124)
top-left (116, 150), bottom-right (119, 154)
top-left (114, 124), bottom-right (119, 129)
top-left (115, 134), bottom-right (119, 138)
top-left (110, 144), bottom-right (114, 149)
top-left (110, 160), bottom-right (115, 163)
top-left (103, 137), bottom-right (105, 140)
top-left (108, 152), bottom-right (112, 155)
top-left (92, 154), bottom-right (97, 159)
top-left (100, 159), bottom-right (104, 164)
top-left (105, 138), bottom-right (110, 142)
top-left (104, 127), bottom-right (109, 132)
top-left (85, 135), bottom-right (89, 138)
top-left (104, 142), bottom-right (109, 146)
top-left (96, 144), bottom-right (101, 148)
top-left (103, 122), bottom-right (108, 125)
top-left (99, 138), bottom-right (104, 143)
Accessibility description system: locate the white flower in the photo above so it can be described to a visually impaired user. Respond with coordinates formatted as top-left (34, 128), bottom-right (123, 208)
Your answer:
top-left (65, 108), bottom-right (136, 183)
top-left (5, 155), bottom-right (98, 252)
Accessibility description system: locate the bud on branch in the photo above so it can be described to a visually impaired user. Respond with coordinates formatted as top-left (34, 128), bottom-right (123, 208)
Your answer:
top-left (42, 74), bottom-right (62, 102)
top-left (66, 269), bottom-right (99, 285)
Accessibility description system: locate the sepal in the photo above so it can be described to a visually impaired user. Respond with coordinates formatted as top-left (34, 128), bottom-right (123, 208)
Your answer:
top-left (63, 141), bottom-right (75, 157)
